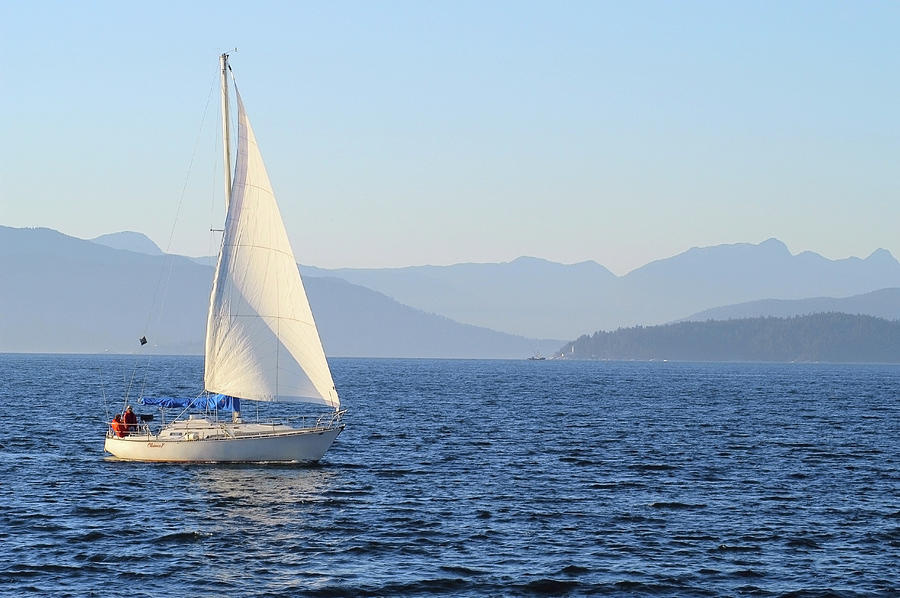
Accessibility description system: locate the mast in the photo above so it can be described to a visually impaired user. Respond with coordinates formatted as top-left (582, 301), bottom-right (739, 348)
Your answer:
top-left (220, 53), bottom-right (233, 210)
top-left (219, 53), bottom-right (239, 422)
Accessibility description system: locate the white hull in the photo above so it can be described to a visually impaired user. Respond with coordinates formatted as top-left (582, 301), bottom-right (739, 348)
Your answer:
top-left (104, 419), bottom-right (343, 463)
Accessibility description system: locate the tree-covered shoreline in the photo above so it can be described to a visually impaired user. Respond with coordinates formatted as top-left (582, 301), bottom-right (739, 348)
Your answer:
top-left (560, 313), bottom-right (900, 363)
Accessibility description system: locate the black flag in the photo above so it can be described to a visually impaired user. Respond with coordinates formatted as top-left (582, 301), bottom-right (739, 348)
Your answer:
top-left (139, 336), bottom-right (147, 346)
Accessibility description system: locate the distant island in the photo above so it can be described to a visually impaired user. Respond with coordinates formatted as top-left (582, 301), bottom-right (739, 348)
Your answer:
top-left (559, 313), bottom-right (900, 363)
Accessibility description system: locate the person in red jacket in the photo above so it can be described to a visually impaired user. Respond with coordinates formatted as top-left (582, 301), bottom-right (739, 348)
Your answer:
top-left (123, 406), bottom-right (138, 435)
top-left (111, 414), bottom-right (127, 438)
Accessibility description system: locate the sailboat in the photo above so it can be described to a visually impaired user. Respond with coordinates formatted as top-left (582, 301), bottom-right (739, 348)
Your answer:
top-left (104, 53), bottom-right (344, 462)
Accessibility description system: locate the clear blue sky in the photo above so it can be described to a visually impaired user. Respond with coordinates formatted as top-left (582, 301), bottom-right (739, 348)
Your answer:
top-left (1, 1), bottom-right (898, 274)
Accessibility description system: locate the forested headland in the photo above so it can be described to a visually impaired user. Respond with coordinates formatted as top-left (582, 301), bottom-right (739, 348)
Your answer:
top-left (560, 313), bottom-right (900, 363)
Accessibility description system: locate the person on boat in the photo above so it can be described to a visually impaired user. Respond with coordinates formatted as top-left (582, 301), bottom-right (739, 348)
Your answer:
top-left (111, 414), bottom-right (127, 438)
top-left (123, 406), bottom-right (138, 435)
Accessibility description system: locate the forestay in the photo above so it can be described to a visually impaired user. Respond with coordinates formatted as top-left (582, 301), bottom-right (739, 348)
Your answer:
top-left (204, 87), bottom-right (339, 409)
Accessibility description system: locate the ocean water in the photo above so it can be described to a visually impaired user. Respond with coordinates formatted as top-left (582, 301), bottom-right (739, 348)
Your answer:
top-left (0, 354), bottom-right (898, 597)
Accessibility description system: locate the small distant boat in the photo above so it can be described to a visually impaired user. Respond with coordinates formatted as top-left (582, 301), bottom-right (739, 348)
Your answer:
top-left (104, 54), bottom-right (344, 463)
top-left (527, 353), bottom-right (547, 361)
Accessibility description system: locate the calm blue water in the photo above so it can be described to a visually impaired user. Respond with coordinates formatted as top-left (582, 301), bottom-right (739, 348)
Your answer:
top-left (0, 354), bottom-right (898, 597)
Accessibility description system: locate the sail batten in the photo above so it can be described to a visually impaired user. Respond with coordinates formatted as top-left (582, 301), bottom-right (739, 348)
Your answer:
top-left (203, 86), bottom-right (339, 409)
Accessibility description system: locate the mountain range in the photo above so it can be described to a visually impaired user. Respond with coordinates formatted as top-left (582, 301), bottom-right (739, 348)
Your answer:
top-left (92, 231), bottom-right (164, 256)
top-left (2, 226), bottom-right (899, 357)
top-left (302, 238), bottom-right (900, 338)
top-left (0, 227), bottom-right (561, 357)
top-left (682, 288), bottom-right (900, 323)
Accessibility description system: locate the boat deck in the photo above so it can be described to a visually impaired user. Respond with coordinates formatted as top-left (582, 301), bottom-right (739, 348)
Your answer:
top-left (107, 412), bottom-right (343, 442)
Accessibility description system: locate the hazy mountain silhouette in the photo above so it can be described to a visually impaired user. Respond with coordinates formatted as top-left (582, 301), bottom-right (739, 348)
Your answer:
top-left (0, 226), bottom-right (560, 357)
top-left (681, 288), bottom-right (900, 322)
top-left (304, 239), bottom-right (900, 338)
top-left (89, 231), bottom-right (217, 266)
top-left (302, 256), bottom-right (617, 340)
top-left (91, 231), bottom-right (164, 255)
top-left (621, 239), bottom-right (900, 328)
top-left (2, 227), bottom-right (208, 354)
top-left (9, 226), bottom-right (899, 349)
top-left (307, 277), bottom-right (562, 358)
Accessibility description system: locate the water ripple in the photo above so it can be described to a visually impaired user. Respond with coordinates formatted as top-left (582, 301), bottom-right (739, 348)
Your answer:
top-left (0, 355), bottom-right (898, 596)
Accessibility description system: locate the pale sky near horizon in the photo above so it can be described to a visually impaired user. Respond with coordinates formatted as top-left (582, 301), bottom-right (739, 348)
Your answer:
top-left (1, 1), bottom-right (898, 275)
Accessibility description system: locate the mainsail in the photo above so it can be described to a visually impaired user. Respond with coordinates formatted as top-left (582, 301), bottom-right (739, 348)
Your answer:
top-left (204, 88), bottom-right (339, 409)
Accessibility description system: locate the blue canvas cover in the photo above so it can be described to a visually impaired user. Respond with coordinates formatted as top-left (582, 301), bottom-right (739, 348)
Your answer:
top-left (139, 394), bottom-right (241, 412)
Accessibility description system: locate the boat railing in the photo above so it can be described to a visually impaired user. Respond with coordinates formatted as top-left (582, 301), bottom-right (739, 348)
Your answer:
top-left (106, 409), bottom-right (345, 439)
top-left (261, 409), bottom-right (346, 431)
top-left (314, 409), bottom-right (346, 429)
top-left (106, 423), bottom-right (153, 439)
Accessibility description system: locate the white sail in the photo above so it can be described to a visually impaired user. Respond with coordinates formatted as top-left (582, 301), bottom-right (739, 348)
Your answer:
top-left (204, 88), bottom-right (339, 409)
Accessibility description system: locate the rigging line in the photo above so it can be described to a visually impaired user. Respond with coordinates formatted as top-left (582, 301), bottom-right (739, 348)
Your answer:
top-left (164, 68), bottom-right (220, 255)
top-left (208, 80), bottom-right (223, 267)
top-left (123, 363), bottom-right (138, 411)
top-left (142, 67), bottom-right (219, 336)
top-left (99, 365), bottom-right (109, 422)
top-left (131, 67), bottom-right (219, 399)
